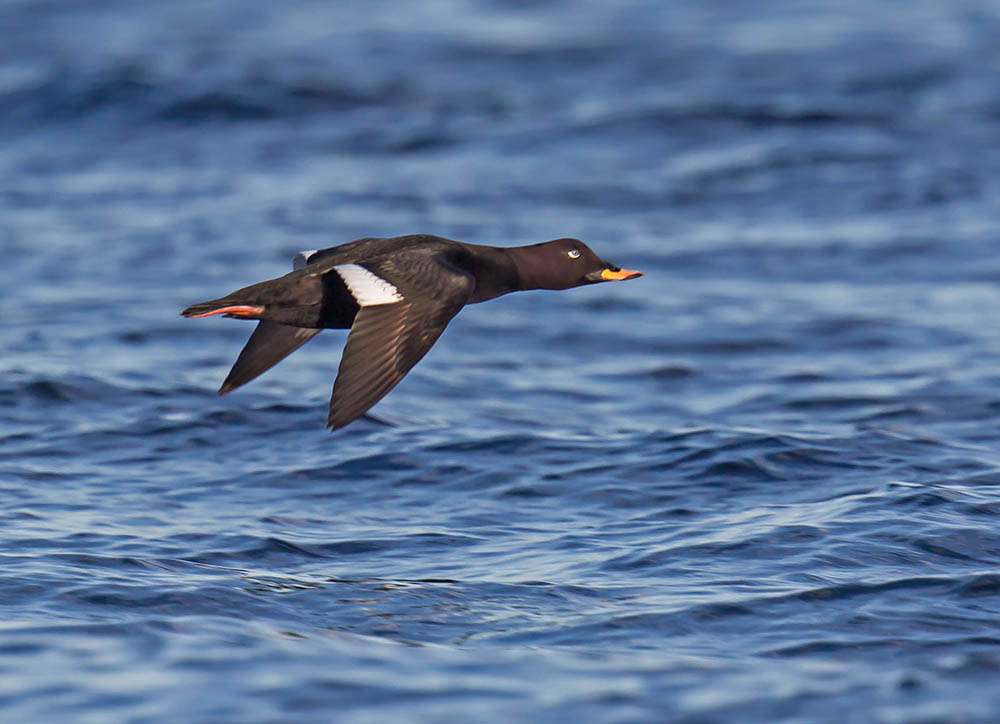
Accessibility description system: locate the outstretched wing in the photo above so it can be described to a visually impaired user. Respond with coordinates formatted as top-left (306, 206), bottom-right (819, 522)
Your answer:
top-left (327, 255), bottom-right (473, 429)
top-left (217, 250), bottom-right (325, 394)
top-left (219, 322), bottom-right (320, 395)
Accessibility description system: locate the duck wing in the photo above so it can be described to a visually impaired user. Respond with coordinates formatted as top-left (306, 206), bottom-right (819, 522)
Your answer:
top-left (218, 322), bottom-right (321, 395)
top-left (326, 254), bottom-right (474, 429)
top-left (213, 248), bottom-right (331, 395)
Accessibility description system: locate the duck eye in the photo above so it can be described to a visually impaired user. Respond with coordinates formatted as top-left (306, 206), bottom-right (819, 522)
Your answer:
top-left (567, 249), bottom-right (581, 259)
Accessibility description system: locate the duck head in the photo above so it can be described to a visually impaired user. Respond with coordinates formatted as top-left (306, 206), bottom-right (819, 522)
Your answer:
top-left (509, 238), bottom-right (643, 291)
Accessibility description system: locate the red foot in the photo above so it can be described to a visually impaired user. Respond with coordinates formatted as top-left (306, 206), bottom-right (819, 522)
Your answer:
top-left (187, 305), bottom-right (264, 318)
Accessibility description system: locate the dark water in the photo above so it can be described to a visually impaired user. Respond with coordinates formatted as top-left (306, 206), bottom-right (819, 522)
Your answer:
top-left (5, 0), bottom-right (1000, 721)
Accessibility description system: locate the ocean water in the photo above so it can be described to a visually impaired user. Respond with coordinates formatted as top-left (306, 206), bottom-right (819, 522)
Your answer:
top-left (4, 0), bottom-right (1000, 721)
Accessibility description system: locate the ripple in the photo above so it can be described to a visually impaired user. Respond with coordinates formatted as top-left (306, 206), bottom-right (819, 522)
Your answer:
top-left (5, 0), bottom-right (1000, 721)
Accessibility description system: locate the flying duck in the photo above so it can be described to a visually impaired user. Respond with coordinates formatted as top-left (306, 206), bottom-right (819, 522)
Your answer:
top-left (182, 234), bottom-right (642, 429)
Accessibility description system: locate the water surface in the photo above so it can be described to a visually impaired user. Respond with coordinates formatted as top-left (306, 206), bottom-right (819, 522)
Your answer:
top-left (4, 1), bottom-right (1000, 721)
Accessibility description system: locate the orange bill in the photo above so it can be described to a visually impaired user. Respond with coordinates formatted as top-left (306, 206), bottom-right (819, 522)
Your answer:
top-left (601, 267), bottom-right (643, 281)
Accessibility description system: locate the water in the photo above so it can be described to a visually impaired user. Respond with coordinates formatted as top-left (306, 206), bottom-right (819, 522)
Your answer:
top-left (4, 0), bottom-right (1000, 721)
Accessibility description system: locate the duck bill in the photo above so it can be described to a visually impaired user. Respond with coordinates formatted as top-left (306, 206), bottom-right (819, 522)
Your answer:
top-left (601, 267), bottom-right (642, 281)
top-left (588, 266), bottom-right (643, 282)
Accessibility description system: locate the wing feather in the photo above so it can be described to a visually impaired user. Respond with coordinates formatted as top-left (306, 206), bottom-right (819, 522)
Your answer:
top-left (327, 255), bottom-right (473, 429)
top-left (219, 321), bottom-right (320, 395)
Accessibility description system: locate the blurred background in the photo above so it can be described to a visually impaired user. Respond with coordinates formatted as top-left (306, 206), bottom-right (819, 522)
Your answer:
top-left (4, 0), bottom-right (1000, 721)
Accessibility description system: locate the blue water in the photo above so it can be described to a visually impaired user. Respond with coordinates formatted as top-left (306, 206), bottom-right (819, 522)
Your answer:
top-left (5, 0), bottom-right (1000, 721)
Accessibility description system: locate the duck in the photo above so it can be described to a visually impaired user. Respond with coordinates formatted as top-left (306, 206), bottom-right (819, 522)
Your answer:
top-left (182, 234), bottom-right (642, 429)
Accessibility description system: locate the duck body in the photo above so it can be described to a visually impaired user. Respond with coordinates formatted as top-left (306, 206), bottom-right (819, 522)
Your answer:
top-left (182, 234), bottom-right (641, 429)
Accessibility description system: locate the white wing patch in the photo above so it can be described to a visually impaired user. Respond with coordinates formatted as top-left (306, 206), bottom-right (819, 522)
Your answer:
top-left (293, 249), bottom-right (318, 270)
top-left (333, 264), bottom-right (404, 306)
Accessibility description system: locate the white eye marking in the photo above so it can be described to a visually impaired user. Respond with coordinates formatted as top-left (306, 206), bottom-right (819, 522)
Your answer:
top-left (567, 249), bottom-right (581, 259)
top-left (333, 264), bottom-right (404, 306)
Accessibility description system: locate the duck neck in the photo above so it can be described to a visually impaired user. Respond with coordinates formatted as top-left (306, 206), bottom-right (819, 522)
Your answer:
top-left (461, 244), bottom-right (525, 303)
top-left (505, 244), bottom-right (569, 292)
